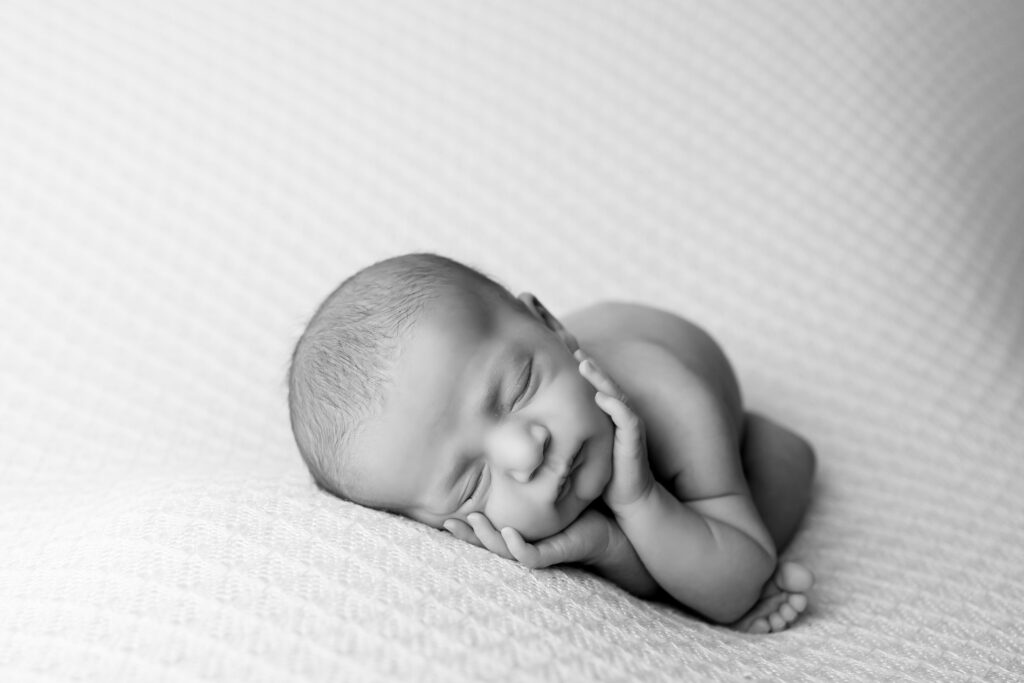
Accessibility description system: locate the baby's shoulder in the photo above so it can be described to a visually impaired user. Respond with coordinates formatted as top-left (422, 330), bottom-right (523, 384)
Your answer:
top-left (563, 301), bottom-right (721, 362)
top-left (564, 301), bottom-right (742, 422)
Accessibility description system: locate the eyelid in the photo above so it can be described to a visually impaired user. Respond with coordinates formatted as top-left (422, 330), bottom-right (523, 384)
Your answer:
top-left (510, 358), bottom-right (535, 410)
top-left (466, 463), bottom-right (489, 504)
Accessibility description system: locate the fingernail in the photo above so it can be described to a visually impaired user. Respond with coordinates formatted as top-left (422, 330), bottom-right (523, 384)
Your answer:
top-left (442, 520), bottom-right (454, 532)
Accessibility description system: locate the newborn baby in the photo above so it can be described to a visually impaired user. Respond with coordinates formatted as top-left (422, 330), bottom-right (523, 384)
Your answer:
top-left (289, 253), bottom-right (816, 632)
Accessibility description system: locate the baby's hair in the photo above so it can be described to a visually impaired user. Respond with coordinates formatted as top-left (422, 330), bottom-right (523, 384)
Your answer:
top-left (287, 252), bottom-right (516, 501)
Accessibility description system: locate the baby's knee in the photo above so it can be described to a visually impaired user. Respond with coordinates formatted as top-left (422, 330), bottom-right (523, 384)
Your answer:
top-left (747, 414), bottom-right (816, 482)
top-left (789, 429), bottom-right (815, 471)
top-left (774, 423), bottom-right (815, 485)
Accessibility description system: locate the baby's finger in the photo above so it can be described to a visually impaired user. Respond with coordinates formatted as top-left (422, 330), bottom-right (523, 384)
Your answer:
top-left (578, 357), bottom-right (627, 403)
top-left (467, 512), bottom-right (514, 560)
top-left (443, 518), bottom-right (483, 548)
top-left (595, 391), bottom-right (643, 442)
top-left (499, 528), bottom-right (557, 569)
top-left (500, 527), bottom-right (544, 568)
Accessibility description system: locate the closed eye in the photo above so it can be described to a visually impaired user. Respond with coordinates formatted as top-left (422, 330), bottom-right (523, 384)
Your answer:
top-left (465, 464), bottom-right (489, 504)
top-left (509, 357), bottom-right (536, 411)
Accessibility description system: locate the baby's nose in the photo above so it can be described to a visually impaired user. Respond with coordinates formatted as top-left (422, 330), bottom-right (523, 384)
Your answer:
top-left (489, 421), bottom-right (550, 483)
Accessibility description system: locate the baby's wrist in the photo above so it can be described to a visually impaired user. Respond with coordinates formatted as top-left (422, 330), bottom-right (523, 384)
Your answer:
top-left (607, 481), bottom-right (660, 522)
top-left (574, 511), bottom-right (616, 565)
top-left (596, 517), bottom-right (633, 564)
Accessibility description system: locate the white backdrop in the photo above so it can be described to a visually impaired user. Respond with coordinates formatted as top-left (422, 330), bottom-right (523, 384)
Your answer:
top-left (3, 2), bottom-right (1024, 680)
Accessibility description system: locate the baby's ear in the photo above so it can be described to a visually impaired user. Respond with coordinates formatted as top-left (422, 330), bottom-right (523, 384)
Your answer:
top-left (517, 292), bottom-right (579, 352)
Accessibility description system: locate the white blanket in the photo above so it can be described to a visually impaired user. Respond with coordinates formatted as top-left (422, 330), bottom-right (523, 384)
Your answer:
top-left (2, 3), bottom-right (1023, 680)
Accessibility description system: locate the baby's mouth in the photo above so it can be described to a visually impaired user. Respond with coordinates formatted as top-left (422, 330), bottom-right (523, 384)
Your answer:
top-left (556, 444), bottom-right (586, 500)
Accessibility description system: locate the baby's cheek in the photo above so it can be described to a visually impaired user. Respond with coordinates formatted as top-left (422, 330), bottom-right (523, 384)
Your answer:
top-left (486, 492), bottom-right (561, 541)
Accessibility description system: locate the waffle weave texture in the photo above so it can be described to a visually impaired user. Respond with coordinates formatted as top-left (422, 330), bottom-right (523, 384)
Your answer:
top-left (2, 2), bottom-right (1023, 681)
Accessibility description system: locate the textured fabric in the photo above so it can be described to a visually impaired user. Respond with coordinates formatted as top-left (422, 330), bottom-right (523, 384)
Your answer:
top-left (2, 2), bottom-right (1024, 681)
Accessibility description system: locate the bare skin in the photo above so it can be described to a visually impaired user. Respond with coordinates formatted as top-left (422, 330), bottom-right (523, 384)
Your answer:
top-left (297, 253), bottom-right (817, 632)
top-left (442, 299), bottom-right (817, 632)
top-left (575, 303), bottom-right (816, 632)
top-left (732, 417), bottom-right (816, 632)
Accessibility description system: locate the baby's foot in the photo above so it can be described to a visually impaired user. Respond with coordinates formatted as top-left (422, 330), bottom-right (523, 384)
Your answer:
top-left (733, 561), bottom-right (814, 634)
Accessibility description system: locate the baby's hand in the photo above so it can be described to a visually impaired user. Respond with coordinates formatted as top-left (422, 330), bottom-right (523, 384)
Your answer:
top-left (443, 513), bottom-right (516, 561)
top-left (444, 509), bottom-right (613, 569)
top-left (499, 508), bottom-right (612, 569)
top-left (576, 350), bottom-right (656, 512)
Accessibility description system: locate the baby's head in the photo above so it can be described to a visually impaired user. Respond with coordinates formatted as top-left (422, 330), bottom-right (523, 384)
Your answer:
top-left (288, 253), bottom-right (613, 540)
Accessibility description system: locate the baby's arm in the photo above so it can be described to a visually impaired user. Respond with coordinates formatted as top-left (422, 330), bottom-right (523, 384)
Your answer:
top-left (579, 352), bottom-right (776, 624)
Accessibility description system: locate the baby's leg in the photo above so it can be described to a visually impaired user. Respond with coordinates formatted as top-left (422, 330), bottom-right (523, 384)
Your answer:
top-left (740, 413), bottom-right (816, 552)
top-left (731, 414), bottom-right (816, 633)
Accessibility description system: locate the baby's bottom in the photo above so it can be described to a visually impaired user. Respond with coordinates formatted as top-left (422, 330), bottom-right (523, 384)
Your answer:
top-left (740, 413), bottom-right (816, 552)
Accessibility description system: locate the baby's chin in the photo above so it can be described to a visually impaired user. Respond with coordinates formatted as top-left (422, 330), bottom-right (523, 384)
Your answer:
top-left (514, 493), bottom-right (596, 542)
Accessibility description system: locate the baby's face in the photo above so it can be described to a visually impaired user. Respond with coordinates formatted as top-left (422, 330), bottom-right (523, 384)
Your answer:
top-left (350, 289), bottom-right (613, 541)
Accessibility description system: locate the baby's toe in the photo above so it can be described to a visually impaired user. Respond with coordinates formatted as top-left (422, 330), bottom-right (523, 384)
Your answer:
top-left (789, 593), bottom-right (808, 613)
top-left (779, 603), bottom-right (798, 623)
top-left (748, 618), bottom-right (771, 634)
top-left (777, 562), bottom-right (815, 593)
